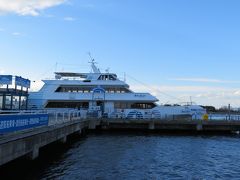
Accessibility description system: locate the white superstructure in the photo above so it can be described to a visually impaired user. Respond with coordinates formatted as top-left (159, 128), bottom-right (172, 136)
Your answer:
top-left (29, 61), bottom-right (206, 118)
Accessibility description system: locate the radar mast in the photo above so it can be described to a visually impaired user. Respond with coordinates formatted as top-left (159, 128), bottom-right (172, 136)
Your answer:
top-left (88, 53), bottom-right (101, 73)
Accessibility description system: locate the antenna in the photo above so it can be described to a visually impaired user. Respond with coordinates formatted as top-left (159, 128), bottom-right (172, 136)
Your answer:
top-left (190, 96), bottom-right (193, 105)
top-left (88, 52), bottom-right (96, 64)
top-left (87, 52), bottom-right (101, 73)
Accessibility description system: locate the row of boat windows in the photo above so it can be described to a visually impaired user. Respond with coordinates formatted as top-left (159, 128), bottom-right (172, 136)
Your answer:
top-left (114, 102), bottom-right (156, 109)
top-left (55, 87), bottom-right (131, 93)
top-left (45, 101), bottom-right (156, 109)
top-left (45, 102), bottom-right (89, 109)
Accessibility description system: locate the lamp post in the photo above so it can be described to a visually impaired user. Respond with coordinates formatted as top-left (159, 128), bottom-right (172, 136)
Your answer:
top-left (228, 104), bottom-right (231, 121)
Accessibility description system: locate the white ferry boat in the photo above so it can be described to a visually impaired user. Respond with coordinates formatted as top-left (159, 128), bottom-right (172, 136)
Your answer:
top-left (28, 60), bottom-right (206, 119)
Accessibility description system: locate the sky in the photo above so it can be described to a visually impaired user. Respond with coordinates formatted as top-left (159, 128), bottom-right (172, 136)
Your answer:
top-left (0, 0), bottom-right (240, 108)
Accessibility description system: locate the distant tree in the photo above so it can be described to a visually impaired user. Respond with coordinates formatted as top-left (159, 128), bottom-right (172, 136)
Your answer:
top-left (201, 106), bottom-right (216, 113)
top-left (218, 106), bottom-right (228, 112)
top-left (218, 106), bottom-right (237, 113)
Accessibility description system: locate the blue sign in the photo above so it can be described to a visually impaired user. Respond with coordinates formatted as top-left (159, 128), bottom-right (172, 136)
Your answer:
top-left (0, 75), bottom-right (12, 85)
top-left (0, 114), bottom-right (49, 134)
top-left (15, 76), bottom-right (31, 88)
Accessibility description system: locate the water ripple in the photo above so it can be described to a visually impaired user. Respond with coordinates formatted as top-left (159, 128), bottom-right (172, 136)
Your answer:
top-left (2, 134), bottom-right (240, 179)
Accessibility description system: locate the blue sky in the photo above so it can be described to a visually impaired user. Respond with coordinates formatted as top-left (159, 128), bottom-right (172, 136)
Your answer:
top-left (0, 0), bottom-right (240, 107)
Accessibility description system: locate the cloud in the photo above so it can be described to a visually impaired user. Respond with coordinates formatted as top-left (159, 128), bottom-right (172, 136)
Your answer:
top-left (0, 0), bottom-right (66, 16)
top-left (63, 16), bottom-right (75, 21)
top-left (0, 28), bottom-right (5, 32)
top-left (12, 32), bottom-right (21, 36)
top-left (132, 84), bottom-right (234, 93)
top-left (131, 84), bottom-right (240, 108)
top-left (0, 69), bottom-right (5, 74)
top-left (169, 78), bottom-right (240, 84)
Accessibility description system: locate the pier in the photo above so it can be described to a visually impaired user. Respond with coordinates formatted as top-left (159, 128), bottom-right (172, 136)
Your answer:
top-left (0, 111), bottom-right (100, 166)
top-left (1, 112), bottom-right (240, 167)
top-left (100, 118), bottom-right (240, 133)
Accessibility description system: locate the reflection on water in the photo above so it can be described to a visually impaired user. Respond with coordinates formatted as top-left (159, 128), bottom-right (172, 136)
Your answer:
top-left (1, 133), bottom-right (240, 179)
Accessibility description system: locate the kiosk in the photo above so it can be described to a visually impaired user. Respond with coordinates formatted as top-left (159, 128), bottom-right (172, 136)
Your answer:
top-left (0, 75), bottom-right (30, 110)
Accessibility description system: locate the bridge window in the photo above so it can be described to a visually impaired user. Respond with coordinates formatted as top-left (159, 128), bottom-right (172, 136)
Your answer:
top-left (98, 74), bottom-right (117, 81)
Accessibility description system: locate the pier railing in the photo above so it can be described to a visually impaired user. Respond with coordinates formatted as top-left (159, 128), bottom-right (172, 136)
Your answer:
top-left (0, 109), bottom-right (87, 127)
top-left (47, 110), bottom-right (87, 125)
top-left (2, 109), bottom-right (240, 129)
top-left (208, 114), bottom-right (240, 121)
